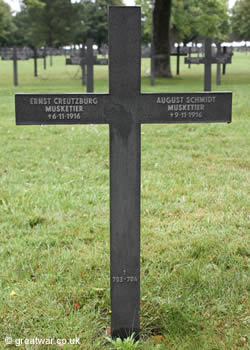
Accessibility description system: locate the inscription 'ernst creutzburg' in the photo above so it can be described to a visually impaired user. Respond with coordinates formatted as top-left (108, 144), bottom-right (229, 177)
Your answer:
top-left (29, 97), bottom-right (99, 120)
top-left (29, 97), bottom-right (98, 105)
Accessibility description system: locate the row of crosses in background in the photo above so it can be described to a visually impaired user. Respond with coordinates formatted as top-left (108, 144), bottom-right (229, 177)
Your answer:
top-left (142, 44), bottom-right (187, 78)
top-left (1, 39), bottom-right (233, 90)
top-left (149, 38), bottom-right (233, 90)
top-left (0, 42), bottom-right (107, 89)
top-left (0, 47), bottom-right (64, 86)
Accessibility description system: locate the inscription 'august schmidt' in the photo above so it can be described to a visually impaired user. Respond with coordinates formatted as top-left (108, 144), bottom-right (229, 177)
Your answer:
top-left (157, 95), bottom-right (217, 119)
top-left (29, 97), bottom-right (98, 121)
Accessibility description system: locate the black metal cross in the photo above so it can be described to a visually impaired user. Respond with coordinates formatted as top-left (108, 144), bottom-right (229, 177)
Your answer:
top-left (216, 43), bottom-right (222, 86)
top-left (66, 45), bottom-right (87, 85)
top-left (185, 38), bottom-right (232, 91)
top-left (16, 7), bottom-right (232, 340)
top-left (29, 48), bottom-right (46, 77)
top-left (1, 47), bottom-right (30, 86)
top-left (13, 47), bottom-right (18, 87)
top-left (171, 45), bottom-right (187, 75)
top-left (222, 46), bottom-right (232, 75)
top-left (66, 39), bottom-right (108, 91)
top-left (215, 43), bottom-right (233, 85)
top-left (150, 46), bottom-right (187, 85)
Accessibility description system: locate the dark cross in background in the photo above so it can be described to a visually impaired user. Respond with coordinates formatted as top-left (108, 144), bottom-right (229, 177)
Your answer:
top-left (49, 48), bottom-right (53, 67)
top-left (223, 46), bottom-right (227, 75)
top-left (187, 46), bottom-right (206, 69)
top-left (84, 39), bottom-right (108, 92)
top-left (85, 39), bottom-right (94, 93)
top-left (80, 45), bottom-right (86, 86)
top-left (184, 38), bottom-right (232, 91)
top-left (216, 43), bottom-right (222, 86)
top-left (66, 45), bottom-right (87, 85)
top-left (150, 41), bottom-right (155, 86)
top-left (33, 48), bottom-right (38, 77)
top-left (43, 47), bottom-right (47, 70)
top-left (1, 47), bottom-right (29, 86)
top-left (171, 45), bottom-right (187, 75)
top-left (13, 47), bottom-right (18, 86)
top-left (150, 46), bottom-right (187, 85)
top-left (222, 46), bottom-right (233, 75)
top-left (66, 39), bottom-right (108, 92)
top-left (142, 44), bottom-right (186, 84)
top-left (30, 48), bottom-right (46, 77)
top-left (216, 43), bottom-right (233, 86)
top-left (188, 47), bottom-right (191, 69)
top-left (16, 7), bottom-right (232, 340)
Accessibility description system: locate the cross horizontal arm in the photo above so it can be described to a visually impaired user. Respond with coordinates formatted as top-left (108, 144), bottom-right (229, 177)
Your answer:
top-left (137, 92), bottom-right (232, 124)
top-left (170, 52), bottom-right (187, 56)
top-left (15, 93), bottom-right (110, 125)
top-left (185, 56), bottom-right (232, 65)
top-left (94, 58), bottom-right (109, 65)
top-left (216, 55), bottom-right (232, 64)
top-left (66, 57), bottom-right (108, 66)
top-left (66, 57), bottom-right (81, 65)
top-left (184, 57), bottom-right (205, 64)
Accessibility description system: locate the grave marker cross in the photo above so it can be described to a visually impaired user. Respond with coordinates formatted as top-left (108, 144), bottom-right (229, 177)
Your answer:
top-left (1, 47), bottom-right (30, 86)
top-left (66, 39), bottom-right (108, 91)
top-left (185, 38), bottom-right (232, 91)
top-left (83, 39), bottom-right (108, 92)
top-left (66, 45), bottom-right (87, 85)
top-left (216, 43), bottom-right (222, 86)
top-left (204, 38), bottom-right (213, 91)
top-left (150, 46), bottom-right (187, 85)
top-left (86, 39), bottom-right (95, 93)
top-left (16, 7), bottom-right (232, 340)
top-left (170, 45), bottom-right (187, 75)
top-left (13, 47), bottom-right (18, 86)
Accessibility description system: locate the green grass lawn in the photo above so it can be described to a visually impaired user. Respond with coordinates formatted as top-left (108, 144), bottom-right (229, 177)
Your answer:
top-left (0, 53), bottom-right (249, 349)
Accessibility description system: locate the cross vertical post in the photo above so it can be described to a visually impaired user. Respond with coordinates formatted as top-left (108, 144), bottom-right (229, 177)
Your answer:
top-left (150, 17), bottom-right (155, 86)
top-left (216, 43), bottom-right (221, 86)
top-left (86, 39), bottom-right (94, 92)
top-left (188, 47), bottom-right (191, 69)
top-left (34, 48), bottom-right (38, 77)
top-left (204, 38), bottom-right (212, 91)
top-left (185, 40), bottom-right (232, 91)
top-left (222, 46), bottom-right (227, 75)
top-left (150, 40), bottom-right (155, 86)
top-left (13, 47), bottom-right (18, 87)
top-left (80, 45), bottom-right (86, 86)
top-left (50, 48), bottom-right (53, 67)
top-left (109, 7), bottom-right (141, 340)
top-left (43, 47), bottom-right (47, 70)
top-left (176, 45), bottom-right (180, 75)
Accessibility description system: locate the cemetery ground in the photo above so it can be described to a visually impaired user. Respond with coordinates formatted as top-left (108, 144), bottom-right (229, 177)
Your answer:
top-left (0, 53), bottom-right (249, 350)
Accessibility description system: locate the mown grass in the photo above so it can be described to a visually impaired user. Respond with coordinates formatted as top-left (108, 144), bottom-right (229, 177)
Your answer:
top-left (0, 53), bottom-right (249, 349)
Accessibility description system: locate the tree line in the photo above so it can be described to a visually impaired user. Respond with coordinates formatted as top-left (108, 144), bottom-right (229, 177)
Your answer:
top-left (0, 0), bottom-right (249, 78)
top-left (0, 0), bottom-right (124, 48)
top-left (0, 0), bottom-right (249, 49)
